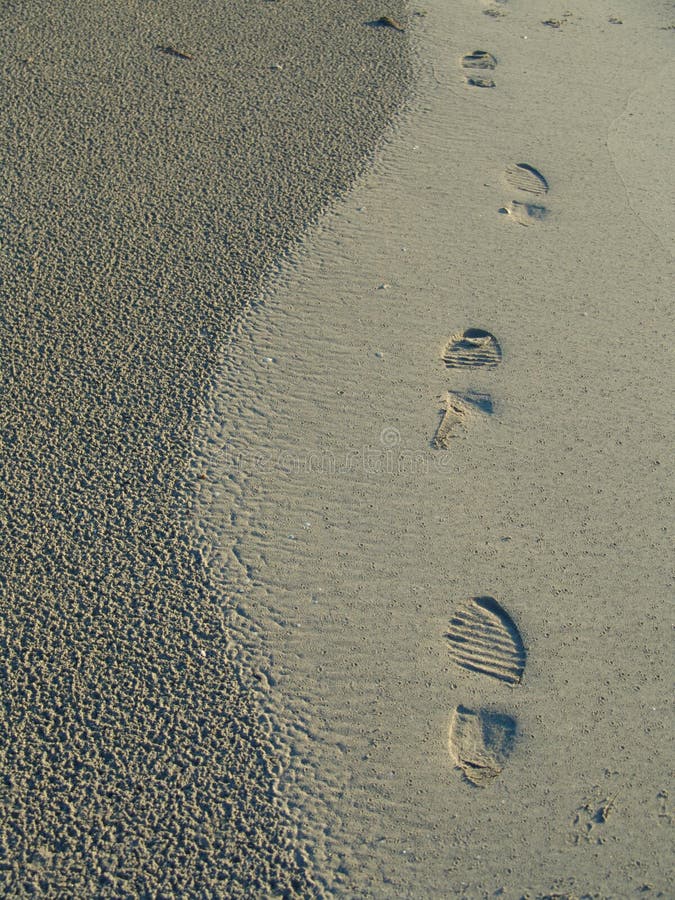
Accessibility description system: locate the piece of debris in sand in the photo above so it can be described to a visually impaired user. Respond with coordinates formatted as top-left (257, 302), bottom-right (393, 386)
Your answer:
top-left (156, 45), bottom-right (194, 61)
top-left (370, 16), bottom-right (405, 32)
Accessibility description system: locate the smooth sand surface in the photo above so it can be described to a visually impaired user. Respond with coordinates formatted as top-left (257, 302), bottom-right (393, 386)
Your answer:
top-left (0, 1), bottom-right (410, 894)
top-left (196, 0), bottom-right (674, 896)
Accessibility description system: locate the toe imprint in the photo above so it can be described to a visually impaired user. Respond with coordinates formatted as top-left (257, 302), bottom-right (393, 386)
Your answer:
top-left (446, 595), bottom-right (526, 684)
top-left (504, 163), bottom-right (549, 196)
top-left (462, 50), bottom-right (497, 69)
top-left (442, 328), bottom-right (502, 370)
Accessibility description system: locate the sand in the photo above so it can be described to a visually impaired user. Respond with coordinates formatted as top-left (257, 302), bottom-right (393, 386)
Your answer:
top-left (0, 1), bottom-right (410, 895)
top-left (195, 0), bottom-right (674, 896)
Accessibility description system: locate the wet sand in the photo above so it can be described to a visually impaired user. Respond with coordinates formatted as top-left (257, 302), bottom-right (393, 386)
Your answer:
top-left (0, 1), bottom-right (410, 894)
top-left (196, 0), bottom-right (674, 896)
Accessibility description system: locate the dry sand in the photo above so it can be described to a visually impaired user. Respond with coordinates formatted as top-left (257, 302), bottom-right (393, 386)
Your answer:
top-left (0, 1), bottom-right (410, 894)
top-left (195, 0), bottom-right (674, 896)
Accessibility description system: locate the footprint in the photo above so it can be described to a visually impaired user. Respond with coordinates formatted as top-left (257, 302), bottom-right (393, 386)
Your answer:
top-left (461, 50), bottom-right (497, 88)
top-left (449, 705), bottom-right (517, 787)
top-left (446, 595), bottom-right (526, 684)
top-left (500, 162), bottom-right (550, 226)
top-left (432, 391), bottom-right (493, 449)
top-left (434, 331), bottom-right (500, 447)
top-left (442, 328), bottom-right (502, 370)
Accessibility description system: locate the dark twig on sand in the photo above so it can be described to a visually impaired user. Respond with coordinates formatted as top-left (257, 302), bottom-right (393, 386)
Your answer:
top-left (369, 16), bottom-right (405, 32)
top-left (156, 45), bottom-right (194, 61)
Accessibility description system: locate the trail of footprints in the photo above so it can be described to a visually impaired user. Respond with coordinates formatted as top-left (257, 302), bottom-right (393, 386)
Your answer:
top-left (430, 328), bottom-right (526, 785)
top-left (424, 16), bottom-right (553, 788)
top-left (431, 183), bottom-right (546, 781)
top-left (460, 42), bottom-right (552, 223)
top-left (434, 330), bottom-right (527, 784)
top-left (432, 162), bottom-right (549, 446)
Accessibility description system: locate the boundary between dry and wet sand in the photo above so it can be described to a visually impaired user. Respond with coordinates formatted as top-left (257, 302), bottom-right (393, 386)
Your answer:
top-left (0, 2), bottom-right (411, 894)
